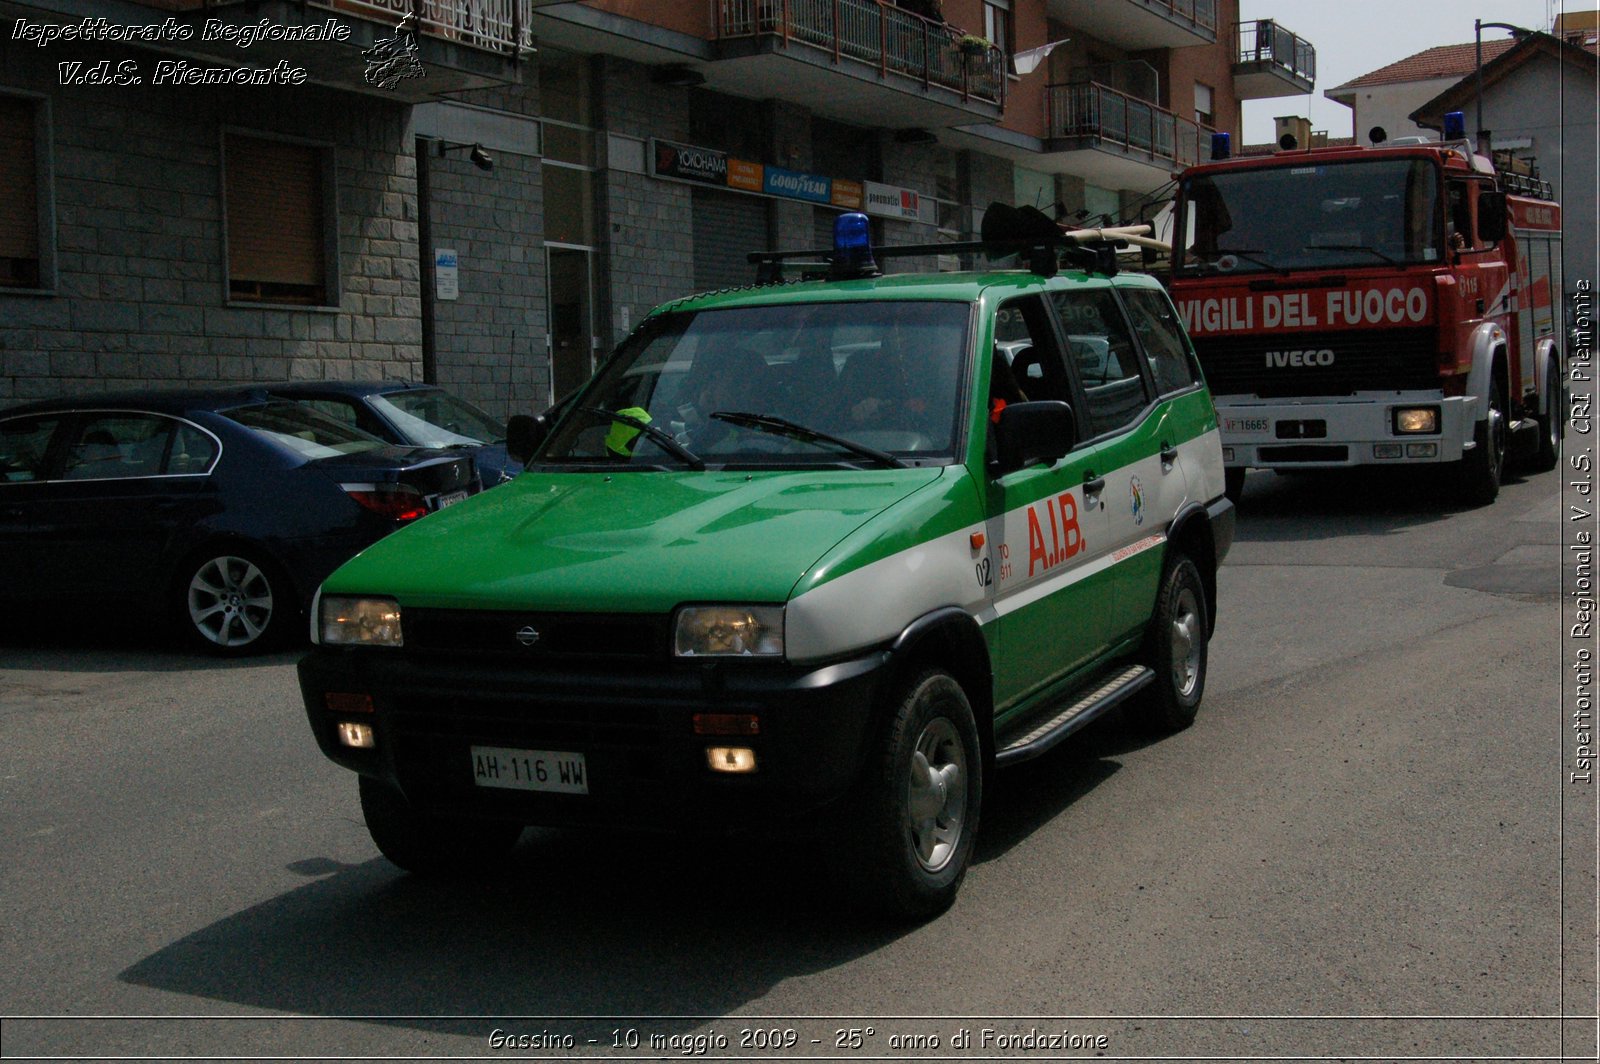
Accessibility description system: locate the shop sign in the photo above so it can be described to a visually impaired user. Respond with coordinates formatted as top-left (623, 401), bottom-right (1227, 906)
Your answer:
top-left (651, 138), bottom-right (728, 186)
top-left (728, 158), bottom-right (765, 193)
top-left (863, 180), bottom-right (921, 220)
top-left (763, 165), bottom-right (832, 204)
top-left (831, 179), bottom-right (864, 211)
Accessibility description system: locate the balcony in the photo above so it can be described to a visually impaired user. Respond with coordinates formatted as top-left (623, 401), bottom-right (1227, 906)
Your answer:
top-left (1044, 0), bottom-right (1216, 50)
top-left (708, 0), bottom-right (1006, 129)
top-left (1043, 81), bottom-right (1210, 188)
top-left (1234, 19), bottom-right (1315, 98)
top-left (113, 0), bottom-right (543, 99)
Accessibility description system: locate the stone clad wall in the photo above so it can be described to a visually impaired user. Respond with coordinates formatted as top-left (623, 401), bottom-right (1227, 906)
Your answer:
top-left (0, 47), bottom-right (420, 405)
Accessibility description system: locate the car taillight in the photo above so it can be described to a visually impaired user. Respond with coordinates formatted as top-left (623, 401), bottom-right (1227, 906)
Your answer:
top-left (343, 483), bottom-right (428, 521)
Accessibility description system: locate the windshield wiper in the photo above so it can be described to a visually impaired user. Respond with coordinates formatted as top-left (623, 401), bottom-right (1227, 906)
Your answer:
top-left (580, 406), bottom-right (705, 470)
top-left (1302, 243), bottom-right (1400, 266)
top-left (1212, 247), bottom-right (1282, 271)
top-left (710, 412), bottom-right (907, 469)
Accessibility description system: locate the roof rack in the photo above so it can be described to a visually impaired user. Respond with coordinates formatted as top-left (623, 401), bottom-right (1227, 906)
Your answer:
top-left (1499, 170), bottom-right (1554, 200)
top-left (748, 203), bottom-right (1168, 284)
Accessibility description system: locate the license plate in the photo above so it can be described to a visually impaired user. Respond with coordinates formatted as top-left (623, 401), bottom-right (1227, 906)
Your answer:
top-left (471, 745), bottom-right (588, 794)
top-left (433, 489), bottom-right (468, 510)
top-left (1224, 417), bottom-right (1270, 434)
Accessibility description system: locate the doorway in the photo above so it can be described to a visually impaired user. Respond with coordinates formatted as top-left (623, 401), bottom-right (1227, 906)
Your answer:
top-left (546, 245), bottom-right (594, 399)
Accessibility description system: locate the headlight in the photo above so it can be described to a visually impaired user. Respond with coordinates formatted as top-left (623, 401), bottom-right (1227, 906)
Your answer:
top-left (320, 596), bottom-right (404, 646)
top-left (1392, 407), bottom-right (1439, 434)
top-left (674, 605), bottom-right (784, 658)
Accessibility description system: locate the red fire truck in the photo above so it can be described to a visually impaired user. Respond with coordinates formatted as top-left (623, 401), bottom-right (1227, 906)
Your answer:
top-left (1168, 115), bottom-right (1565, 505)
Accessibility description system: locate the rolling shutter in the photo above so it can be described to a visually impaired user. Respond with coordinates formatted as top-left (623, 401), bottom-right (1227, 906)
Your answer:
top-left (0, 96), bottom-right (40, 288)
top-left (692, 189), bottom-right (766, 292)
top-left (226, 133), bottom-right (326, 302)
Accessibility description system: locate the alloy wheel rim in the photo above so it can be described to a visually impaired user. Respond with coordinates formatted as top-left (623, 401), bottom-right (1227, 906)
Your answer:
top-left (1170, 586), bottom-right (1202, 698)
top-left (906, 716), bottom-right (966, 873)
top-left (188, 556), bottom-right (272, 647)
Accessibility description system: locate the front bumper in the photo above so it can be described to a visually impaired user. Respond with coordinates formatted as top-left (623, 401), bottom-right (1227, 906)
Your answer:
top-left (299, 649), bottom-right (888, 829)
top-left (1216, 393), bottom-right (1473, 469)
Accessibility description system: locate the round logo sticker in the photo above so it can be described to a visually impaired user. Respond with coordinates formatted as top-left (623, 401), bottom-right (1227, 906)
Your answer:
top-left (1129, 475), bottom-right (1145, 526)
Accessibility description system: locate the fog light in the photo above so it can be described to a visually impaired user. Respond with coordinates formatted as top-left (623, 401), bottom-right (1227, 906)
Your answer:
top-left (706, 746), bottom-right (758, 773)
top-left (1393, 407), bottom-right (1439, 434)
top-left (337, 722), bottom-right (376, 749)
top-left (1222, 447), bottom-right (1235, 462)
top-left (1407, 442), bottom-right (1438, 458)
top-left (1373, 443), bottom-right (1403, 459)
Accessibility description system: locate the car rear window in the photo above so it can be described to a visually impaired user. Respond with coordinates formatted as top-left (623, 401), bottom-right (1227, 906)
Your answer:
top-left (370, 390), bottom-right (505, 448)
top-left (225, 402), bottom-right (389, 459)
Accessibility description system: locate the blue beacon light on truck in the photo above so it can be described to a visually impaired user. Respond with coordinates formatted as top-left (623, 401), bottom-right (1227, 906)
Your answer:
top-left (832, 212), bottom-right (876, 275)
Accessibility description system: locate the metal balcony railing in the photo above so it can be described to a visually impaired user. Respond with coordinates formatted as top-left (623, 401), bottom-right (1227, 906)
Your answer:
top-left (716, 0), bottom-right (1005, 107)
top-left (1150, 0), bottom-right (1217, 34)
top-left (1236, 19), bottom-right (1315, 84)
top-left (318, 0), bottom-right (537, 54)
top-left (1047, 82), bottom-right (1213, 168)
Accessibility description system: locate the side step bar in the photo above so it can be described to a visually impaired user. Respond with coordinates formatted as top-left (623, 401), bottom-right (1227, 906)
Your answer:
top-left (995, 664), bottom-right (1154, 767)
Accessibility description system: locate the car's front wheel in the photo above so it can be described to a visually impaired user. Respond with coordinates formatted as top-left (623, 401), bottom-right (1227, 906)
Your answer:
top-left (1458, 374), bottom-right (1506, 506)
top-left (842, 669), bottom-right (982, 921)
top-left (359, 776), bottom-right (524, 875)
top-left (176, 548), bottom-right (289, 655)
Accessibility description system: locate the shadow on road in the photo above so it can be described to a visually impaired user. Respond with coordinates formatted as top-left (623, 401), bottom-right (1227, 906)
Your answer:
top-left (0, 611), bottom-right (304, 673)
top-left (118, 707), bottom-right (1165, 1036)
top-left (1230, 464), bottom-right (1528, 544)
top-left (119, 827), bottom-right (909, 1038)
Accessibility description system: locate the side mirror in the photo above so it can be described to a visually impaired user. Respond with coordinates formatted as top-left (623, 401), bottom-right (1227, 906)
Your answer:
top-left (1477, 190), bottom-right (1507, 244)
top-left (505, 413), bottom-right (549, 466)
top-left (993, 400), bottom-right (1076, 474)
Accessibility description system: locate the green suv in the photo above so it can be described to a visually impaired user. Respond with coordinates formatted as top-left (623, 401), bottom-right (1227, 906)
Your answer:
top-left (298, 213), bottom-right (1234, 919)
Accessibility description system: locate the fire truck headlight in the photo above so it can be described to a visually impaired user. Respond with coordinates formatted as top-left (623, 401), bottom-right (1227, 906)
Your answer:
top-left (1393, 407), bottom-right (1440, 435)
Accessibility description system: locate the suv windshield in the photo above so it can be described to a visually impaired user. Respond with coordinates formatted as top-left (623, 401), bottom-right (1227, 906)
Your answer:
top-left (1178, 157), bottom-right (1443, 274)
top-left (539, 300), bottom-right (971, 468)
top-left (370, 390), bottom-right (505, 448)
top-left (227, 402), bottom-right (390, 459)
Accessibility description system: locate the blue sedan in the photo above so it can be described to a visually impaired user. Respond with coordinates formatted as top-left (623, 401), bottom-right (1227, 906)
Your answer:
top-left (262, 380), bottom-right (520, 485)
top-left (0, 388), bottom-right (479, 654)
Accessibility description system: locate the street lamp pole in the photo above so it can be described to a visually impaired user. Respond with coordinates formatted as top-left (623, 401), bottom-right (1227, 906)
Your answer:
top-left (1475, 20), bottom-right (1532, 151)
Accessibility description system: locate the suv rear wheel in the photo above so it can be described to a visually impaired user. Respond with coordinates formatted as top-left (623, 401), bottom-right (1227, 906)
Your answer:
top-left (1132, 553), bottom-right (1209, 733)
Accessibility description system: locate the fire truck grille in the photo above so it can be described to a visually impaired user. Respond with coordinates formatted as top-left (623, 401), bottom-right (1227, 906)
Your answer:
top-left (1195, 327), bottom-right (1438, 398)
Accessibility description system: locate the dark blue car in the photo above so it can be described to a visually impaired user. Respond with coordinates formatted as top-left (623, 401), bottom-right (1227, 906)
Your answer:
top-left (262, 380), bottom-right (519, 485)
top-left (0, 388), bottom-right (479, 654)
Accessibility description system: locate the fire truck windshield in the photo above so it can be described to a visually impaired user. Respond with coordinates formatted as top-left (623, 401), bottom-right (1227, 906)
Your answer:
top-left (1178, 157), bottom-right (1443, 275)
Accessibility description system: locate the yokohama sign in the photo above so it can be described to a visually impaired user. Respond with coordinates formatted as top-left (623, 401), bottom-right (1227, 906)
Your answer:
top-left (1177, 282), bottom-right (1433, 336)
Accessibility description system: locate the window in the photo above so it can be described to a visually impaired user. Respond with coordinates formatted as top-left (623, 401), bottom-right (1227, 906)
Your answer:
top-left (224, 132), bottom-right (334, 305)
top-left (0, 94), bottom-right (45, 290)
top-left (61, 414), bottom-right (188, 481)
top-left (0, 416), bottom-right (60, 482)
top-left (1122, 288), bottom-right (1199, 395)
top-left (983, 0), bottom-right (1012, 55)
top-left (1194, 83), bottom-right (1214, 126)
top-left (1049, 289), bottom-right (1150, 438)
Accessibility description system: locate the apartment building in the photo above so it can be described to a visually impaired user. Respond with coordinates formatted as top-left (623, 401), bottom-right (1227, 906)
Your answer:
top-left (0, 0), bottom-right (1315, 414)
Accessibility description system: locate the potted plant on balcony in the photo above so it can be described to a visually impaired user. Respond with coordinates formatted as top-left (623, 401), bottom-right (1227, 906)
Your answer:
top-left (956, 34), bottom-right (991, 56)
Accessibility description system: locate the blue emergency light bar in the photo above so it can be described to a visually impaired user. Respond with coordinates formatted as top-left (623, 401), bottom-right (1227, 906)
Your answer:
top-left (1443, 111), bottom-right (1466, 141)
top-left (1210, 132), bottom-right (1231, 160)
top-left (832, 212), bottom-right (876, 275)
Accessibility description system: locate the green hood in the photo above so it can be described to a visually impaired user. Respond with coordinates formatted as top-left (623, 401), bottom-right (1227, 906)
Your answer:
top-left (323, 467), bottom-right (944, 612)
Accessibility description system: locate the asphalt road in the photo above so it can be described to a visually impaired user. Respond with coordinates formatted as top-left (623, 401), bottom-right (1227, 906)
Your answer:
top-left (0, 460), bottom-right (1590, 1062)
